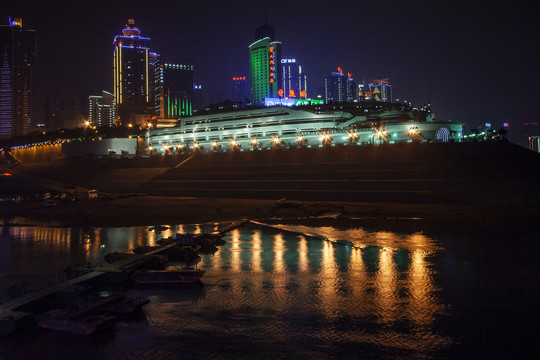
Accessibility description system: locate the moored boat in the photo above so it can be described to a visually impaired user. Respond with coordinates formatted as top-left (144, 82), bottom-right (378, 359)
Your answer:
top-left (105, 251), bottom-right (137, 263)
top-left (132, 245), bottom-right (160, 254)
top-left (0, 311), bottom-right (31, 336)
top-left (163, 245), bottom-right (200, 262)
top-left (132, 266), bottom-right (205, 284)
top-left (104, 297), bottom-right (150, 314)
top-left (36, 309), bottom-right (115, 336)
top-left (148, 225), bottom-right (169, 233)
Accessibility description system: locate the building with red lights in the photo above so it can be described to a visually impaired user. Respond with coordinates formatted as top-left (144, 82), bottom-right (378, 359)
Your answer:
top-left (324, 68), bottom-right (357, 103)
top-left (249, 24), bottom-right (282, 106)
top-left (232, 76), bottom-right (249, 105)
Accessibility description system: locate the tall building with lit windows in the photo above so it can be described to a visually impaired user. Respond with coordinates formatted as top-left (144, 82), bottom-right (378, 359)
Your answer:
top-left (113, 19), bottom-right (154, 125)
top-left (281, 59), bottom-right (307, 99)
top-left (232, 76), bottom-right (249, 104)
top-left (324, 68), bottom-right (357, 103)
top-left (368, 78), bottom-right (392, 102)
top-left (154, 56), bottom-right (194, 126)
top-left (249, 24), bottom-right (282, 106)
top-left (89, 91), bottom-right (115, 127)
top-left (0, 17), bottom-right (36, 138)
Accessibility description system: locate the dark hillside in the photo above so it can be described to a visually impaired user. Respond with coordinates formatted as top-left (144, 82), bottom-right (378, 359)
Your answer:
top-left (12, 142), bottom-right (538, 205)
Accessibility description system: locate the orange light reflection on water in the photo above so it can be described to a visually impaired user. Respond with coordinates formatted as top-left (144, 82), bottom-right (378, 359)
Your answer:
top-left (230, 229), bottom-right (241, 273)
top-left (273, 233), bottom-right (285, 273)
top-left (251, 230), bottom-right (262, 272)
top-left (3, 222), bottom-right (450, 351)
top-left (374, 247), bottom-right (398, 323)
top-left (406, 233), bottom-right (443, 328)
top-left (348, 248), bottom-right (367, 309)
top-left (272, 233), bottom-right (288, 313)
top-left (319, 241), bottom-right (338, 318)
top-left (298, 235), bottom-right (309, 272)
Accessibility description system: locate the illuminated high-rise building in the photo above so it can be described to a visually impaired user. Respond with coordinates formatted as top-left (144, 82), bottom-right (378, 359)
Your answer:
top-left (154, 56), bottom-right (194, 126)
top-left (89, 91), bottom-right (115, 127)
top-left (192, 84), bottom-right (207, 112)
top-left (0, 17), bottom-right (36, 138)
top-left (232, 76), bottom-right (249, 104)
top-left (249, 24), bottom-right (281, 106)
top-left (368, 78), bottom-right (392, 102)
top-left (113, 19), bottom-right (154, 125)
top-left (281, 59), bottom-right (307, 99)
top-left (357, 82), bottom-right (366, 101)
top-left (45, 96), bottom-right (76, 130)
top-left (324, 67), bottom-right (357, 103)
top-left (346, 75), bottom-right (357, 102)
top-left (324, 68), bottom-right (344, 103)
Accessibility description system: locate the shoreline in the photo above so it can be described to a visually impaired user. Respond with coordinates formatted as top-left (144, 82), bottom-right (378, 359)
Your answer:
top-left (2, 195), bottom-right (538, 228)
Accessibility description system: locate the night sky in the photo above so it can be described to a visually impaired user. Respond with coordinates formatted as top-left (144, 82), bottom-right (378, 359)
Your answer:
top-left (3, 0), bottom-right (539, 146)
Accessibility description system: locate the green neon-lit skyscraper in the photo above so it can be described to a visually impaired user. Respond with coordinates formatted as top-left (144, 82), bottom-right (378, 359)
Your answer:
top-left (154, 56), bottom-right (194, 125)
top-left (249, 24), bottom-right (281, 106)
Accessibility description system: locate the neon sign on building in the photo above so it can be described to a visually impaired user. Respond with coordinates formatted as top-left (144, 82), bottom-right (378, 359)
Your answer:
top-left (264, 98), bottom-right (324, 107)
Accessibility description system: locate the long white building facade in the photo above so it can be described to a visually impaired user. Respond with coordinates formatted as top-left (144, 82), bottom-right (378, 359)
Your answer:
top-left (146, 104), bottom-right (463, 153)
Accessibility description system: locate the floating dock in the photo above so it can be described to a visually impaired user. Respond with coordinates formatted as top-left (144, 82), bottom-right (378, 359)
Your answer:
top-left (1, 219), bottom-right (249, 331)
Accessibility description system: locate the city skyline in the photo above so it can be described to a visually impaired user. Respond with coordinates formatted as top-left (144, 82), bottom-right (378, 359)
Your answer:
top-left (2, 0), bottom-right (539, 145)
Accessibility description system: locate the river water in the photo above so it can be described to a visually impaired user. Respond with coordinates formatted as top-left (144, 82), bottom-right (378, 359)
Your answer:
top-left (0, 218), bottom-right (538, 359)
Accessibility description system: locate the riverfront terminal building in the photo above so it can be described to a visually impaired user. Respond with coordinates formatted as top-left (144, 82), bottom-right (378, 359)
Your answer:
top-left (146, 102), bottom-right (463, 153)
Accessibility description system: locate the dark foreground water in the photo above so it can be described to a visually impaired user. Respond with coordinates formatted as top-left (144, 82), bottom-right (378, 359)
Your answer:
top-left (0, 218), bottom-right (538, 359)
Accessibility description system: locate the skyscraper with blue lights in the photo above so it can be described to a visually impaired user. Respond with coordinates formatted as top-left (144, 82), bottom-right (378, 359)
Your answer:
top-left (0, 17), bottom-right (36, 138)
top-left (324, 68), bottom-right (356, 103)
top-left (113, 19), bottom-right (154, 125)
top-left (281, 59), bottom-right (307, 99)
top-left (368, 79), bottom-right (392, 102)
